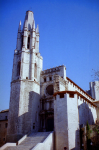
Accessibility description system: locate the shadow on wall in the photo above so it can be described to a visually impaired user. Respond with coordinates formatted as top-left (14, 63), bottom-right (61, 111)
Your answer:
top-left (79, 102), bottom-right (95, 150)
top-left (71, 103), bottom-right (95, 150)
top-left (79, 102), bottom-right (94, 126)
top-left (21, 91), bottom-right (40, 134)
top-left (7, 91), bottom-right (40, 143)
top-left (70, 129), bottom-right (80, 150)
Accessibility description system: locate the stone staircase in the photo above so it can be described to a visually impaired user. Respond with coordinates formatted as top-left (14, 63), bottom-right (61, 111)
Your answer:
top-left (4, 132), bottom-right (51, 150)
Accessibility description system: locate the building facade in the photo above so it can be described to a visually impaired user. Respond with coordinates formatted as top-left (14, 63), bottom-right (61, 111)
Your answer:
top-left (0, 11), bottom-right (99, 150)
top-left (0, 109), bottom-right (9, 147)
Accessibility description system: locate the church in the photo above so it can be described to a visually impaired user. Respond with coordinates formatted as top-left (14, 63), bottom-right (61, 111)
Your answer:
top-left (0, 11), bottom-right (99, 150)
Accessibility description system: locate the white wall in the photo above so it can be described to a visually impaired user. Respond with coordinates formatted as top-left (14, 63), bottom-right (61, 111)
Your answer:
top-left (54, 92), bottom-right (97, 150)
top-left (32, 132), bottom-right (54, 150)
top-left (67, 93), bottom-right (80, 150)
top-left (54, 94), bottom-right (68, 150)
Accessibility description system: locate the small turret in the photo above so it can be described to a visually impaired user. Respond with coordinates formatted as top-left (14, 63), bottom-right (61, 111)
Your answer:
top-left (36, 25), bottom-right (39, 52)
top-left (33, 20), bottom-right (35, 30)
top-left (18, 20), bottom-right (21, 32)
top-left (23, 20), bottom-right (28, 48)
top-left (16, 21), bottom-right (22, 50)
top-left (31, 21), bottom-right (36, 49)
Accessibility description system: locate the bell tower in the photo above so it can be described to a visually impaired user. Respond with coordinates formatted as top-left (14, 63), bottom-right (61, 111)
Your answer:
top-left (7, 11), bottom-right (43, 142)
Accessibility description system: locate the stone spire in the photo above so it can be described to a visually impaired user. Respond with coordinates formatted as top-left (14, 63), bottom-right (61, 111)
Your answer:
top-left (36, 25), bottom-right (39, 33)
top-left (33, 20), bottom-right (35, 30)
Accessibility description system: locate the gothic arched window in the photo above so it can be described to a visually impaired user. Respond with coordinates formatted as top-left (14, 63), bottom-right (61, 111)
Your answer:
top-left (27, 35), bottom-right (30, 49)
top-left (34, 63), bottom-right (37, 78)
top-left (17, 62), bottom-right (21, 76)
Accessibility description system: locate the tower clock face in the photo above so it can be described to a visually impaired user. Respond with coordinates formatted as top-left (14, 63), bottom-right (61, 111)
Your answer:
top-left (46, 85), bottom-right (53, 95)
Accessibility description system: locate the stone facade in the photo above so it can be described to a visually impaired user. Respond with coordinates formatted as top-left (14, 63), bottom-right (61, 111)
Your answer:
top-left (0, 110), bottom-right (9, 147)
top-left (1, 11), bottom-right (99, 150)
top-left (7, 11), bottom-right (42, 142)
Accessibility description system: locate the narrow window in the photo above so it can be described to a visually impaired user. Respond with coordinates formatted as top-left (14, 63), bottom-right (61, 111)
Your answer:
top-left (27, 36), bottom-right (30, 49)
top-left (49, 77), bottom-right (52, 81)
top-left (5, 116), bottom-right (7, 120)
top-left (0, 124), bottom-right (1, 128)
top-left (42, 102), bottom-right (44, 110)
top-left (42, 119), bottom-right (44, 127)
top-left (3, 138), bottom-right (5, 141)
top-left (49, 101), bottom-right (52, 108)
top-left (5, 123), bottom-right (8, 128)
top-left (33, 123), bottom-right (35, 129)
top-left (17, 62), bottom-right (21, 76)
top-left (44, 77), bottom-right (46, 82)
top-left (34, 63), bottom-right (37, 78)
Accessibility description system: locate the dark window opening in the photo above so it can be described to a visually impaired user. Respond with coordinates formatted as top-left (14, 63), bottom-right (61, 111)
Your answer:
top-left (34, 63), bottom-right (37, 78)
top-left (42, 119), bottom-right (44, 127)
top-left (17, 62), bottom-right (21, 76)
top-left (0, 124), bottom-right (1, 128)
top-left (49, 101), bottom-right (52, 108)
top-left (5, 123), bottom-right (8, 128)
top-left (42, 102), bottom-right (44, 110)
top-left (5, 116), bottom-right (7, 120)
top-left (33, 123), bottom-right (35, 129)
top-left (27, 36), bottom-right (30, 49)
top-left (69, 94), bottom-right (74, 98)
top-left (44, 77), bottom-right (46, 82)
top-left (26, 77), bottom-right (28, 79)
top-left (60, 93), bottom-right (64, 98)
top-left (49, 77), bottom-right (52, 81)
top-left (3, 138), bottom-right (5, 141)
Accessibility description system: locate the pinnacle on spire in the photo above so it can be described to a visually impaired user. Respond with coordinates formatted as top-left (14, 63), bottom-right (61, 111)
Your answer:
top-left (33, 20), bottom-right (35, 30)
top-left (36, 25), bottom-right (39, 33)
top-left (18, 20), bottom-right (21, 31)
top-left (24, 20), bottom-right (27, 28)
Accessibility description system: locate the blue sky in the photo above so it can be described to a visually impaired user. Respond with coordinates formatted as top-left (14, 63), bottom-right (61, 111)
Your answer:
top-left (0, 0), bottom-right (99, 111)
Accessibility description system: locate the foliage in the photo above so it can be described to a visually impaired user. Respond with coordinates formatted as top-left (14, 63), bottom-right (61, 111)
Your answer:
top-left (91, 69), bottom-right (99, 81)
top-left (93, 125), bottom-right (99, 134)
top-left (86, 121), bottom-right (92, 140)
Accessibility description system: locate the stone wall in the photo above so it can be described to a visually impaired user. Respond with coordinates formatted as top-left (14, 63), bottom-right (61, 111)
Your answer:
top-left (0, 110), bottom-right (9, 147)
top-left (67, 93), bottom-right (80, 150)
top-left (78, 97), bottom-right (97, 125)
top-left (7, 80), bottom-right (41, 142)
top-left (54, 94), bottom-right (68, 150)
top-left (54, 91), bottom-right (97, 150)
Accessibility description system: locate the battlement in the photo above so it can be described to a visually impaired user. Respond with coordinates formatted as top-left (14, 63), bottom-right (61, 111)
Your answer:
top-left (41, 65), bottom-right (65, 75)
